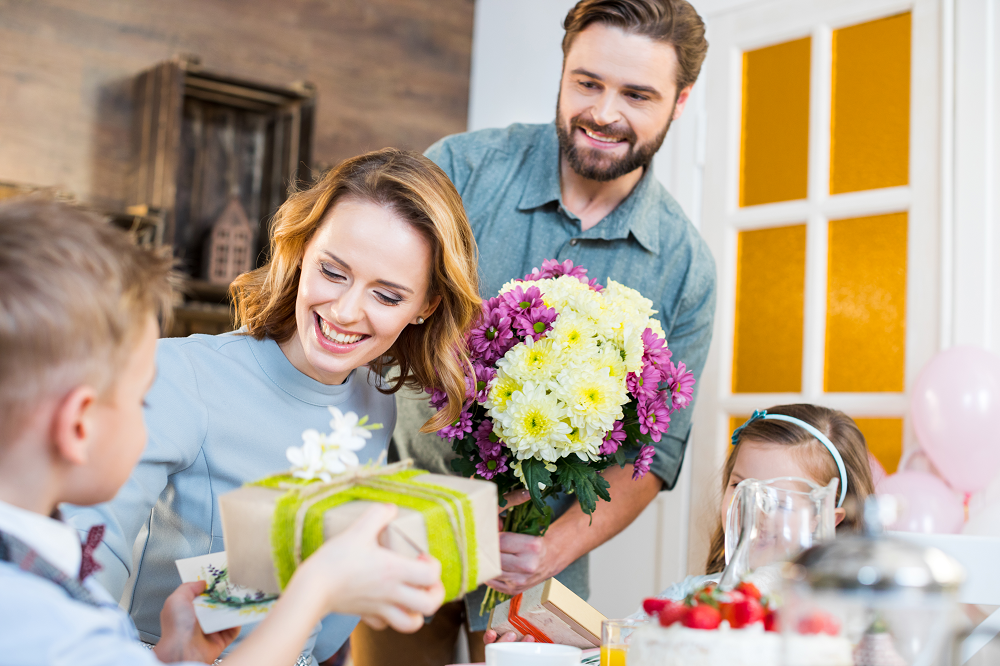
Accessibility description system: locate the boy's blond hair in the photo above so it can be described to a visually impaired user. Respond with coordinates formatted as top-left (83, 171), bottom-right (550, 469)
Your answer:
top-left (0, 198), bottom-right (175, 441)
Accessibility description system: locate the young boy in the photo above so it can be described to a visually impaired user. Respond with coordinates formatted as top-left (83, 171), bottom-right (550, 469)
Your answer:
top-left (0, 199), bottom-right (444, 665)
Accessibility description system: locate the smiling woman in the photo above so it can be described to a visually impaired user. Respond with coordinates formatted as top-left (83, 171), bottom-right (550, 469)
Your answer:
top-left (232, 149), bottom-right (481, 431)
top-left (63, 148), bottom-right (481, 664)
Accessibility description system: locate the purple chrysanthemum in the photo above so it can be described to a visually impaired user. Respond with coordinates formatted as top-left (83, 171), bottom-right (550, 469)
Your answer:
top-left (438, 409), bottom-right (474, 440)
top-left (600, 421), bottom-right (627, 455)
top-left (641, 328), bottom-right (672, 368)
top-left (473, 419), bottom-right (503, 458)
top-left (632, 445), bottom-right (655, 480)
top-left (425, 386), bottom-right (449, 411)
top-left (498, 284), bottom-right (545, 320)
top-left (637, 394), bottom-right (672, 442)
top-left (466, 364), bottom-right (497, 404)
top-left (468, 303), bottom-right (516, 364)
top-left (627, 363), bottom-right (662, 400)
top-left (523, 258), bottom-right (590, 281)
top-left (475, 453), bottom-right (509, 480)
top-left (664, 361), bottom-right (696, 409)
top-left (513, 304), bottom-right (558, 341)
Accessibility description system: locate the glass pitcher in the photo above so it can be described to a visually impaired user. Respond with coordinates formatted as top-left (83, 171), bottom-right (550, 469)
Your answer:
top-left (720, 476), bottom-right (839, 590)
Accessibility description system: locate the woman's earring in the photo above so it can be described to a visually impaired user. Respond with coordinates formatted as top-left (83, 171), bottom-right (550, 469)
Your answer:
top-left (416, 317), bottom-right (425, 325)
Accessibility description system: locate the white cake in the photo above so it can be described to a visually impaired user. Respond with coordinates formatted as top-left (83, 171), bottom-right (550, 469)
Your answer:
top-left (627, 622), bottom-right (854, 666)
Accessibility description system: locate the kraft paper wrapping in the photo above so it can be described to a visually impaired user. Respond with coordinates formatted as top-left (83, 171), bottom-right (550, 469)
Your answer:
top-left (219, 469), bottom-right (501, 598)
top-left (488, 578), bottom-right (606, 648)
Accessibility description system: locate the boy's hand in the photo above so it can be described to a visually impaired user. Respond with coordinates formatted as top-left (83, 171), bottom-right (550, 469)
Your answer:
top-left (292, 504), bottom-right (445, 634)
top-left (153, 581), bottom-right (240, 664)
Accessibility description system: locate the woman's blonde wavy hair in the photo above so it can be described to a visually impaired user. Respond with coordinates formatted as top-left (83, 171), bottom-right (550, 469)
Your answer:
top-left (231, 148), bottom-right (481, 433)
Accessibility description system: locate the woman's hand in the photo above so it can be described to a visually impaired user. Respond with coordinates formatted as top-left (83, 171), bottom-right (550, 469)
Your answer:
top-left (290, 503), bottom-right (446, 634)
top-left (154, 581), bottom-right (240, 664)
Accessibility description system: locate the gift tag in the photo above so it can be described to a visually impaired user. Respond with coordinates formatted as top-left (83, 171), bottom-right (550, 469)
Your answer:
top-left (175, 551), bottom-right (278, 633)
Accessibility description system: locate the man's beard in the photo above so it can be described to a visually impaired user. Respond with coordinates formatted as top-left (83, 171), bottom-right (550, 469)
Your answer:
top-left (556, 100), bottom-right (673, 182)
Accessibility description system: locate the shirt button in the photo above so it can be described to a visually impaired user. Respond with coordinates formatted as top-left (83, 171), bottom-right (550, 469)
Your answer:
top-left (570, 239), bottom-right (578, 246)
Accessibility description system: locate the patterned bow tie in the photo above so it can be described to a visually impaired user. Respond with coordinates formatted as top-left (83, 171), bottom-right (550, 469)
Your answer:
top-left (78, 524), bottom-right (105, 582)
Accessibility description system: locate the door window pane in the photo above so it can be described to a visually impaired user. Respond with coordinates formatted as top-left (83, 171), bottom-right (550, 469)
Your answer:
top-left (830, 13), bottom-right (911, 194)
top-left (740, 37), bottom-right (812, 206)
top-left (733, 225), bottom-right (807, 393)
top-left (825, 213), bottom-right (908, 392)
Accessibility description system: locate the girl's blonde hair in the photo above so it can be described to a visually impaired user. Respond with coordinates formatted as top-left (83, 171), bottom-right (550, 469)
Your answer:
top-left (704, 404), bottom-right (875, 574)
top-left (231, 148), bottom-right (481, 433)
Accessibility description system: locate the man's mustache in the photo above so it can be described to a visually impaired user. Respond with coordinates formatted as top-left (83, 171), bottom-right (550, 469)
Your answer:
top-left (569, 116), bottom-right (636, 145)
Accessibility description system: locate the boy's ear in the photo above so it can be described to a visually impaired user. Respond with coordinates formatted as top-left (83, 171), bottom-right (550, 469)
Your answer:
top-left (52, 385), bottom-right (97, 466)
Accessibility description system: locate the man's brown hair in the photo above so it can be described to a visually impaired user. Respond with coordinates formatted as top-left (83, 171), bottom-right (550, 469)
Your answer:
top-left (562, 0), bottom-right (709, 92)
top-left (0, 198), bottom-right (175, 440)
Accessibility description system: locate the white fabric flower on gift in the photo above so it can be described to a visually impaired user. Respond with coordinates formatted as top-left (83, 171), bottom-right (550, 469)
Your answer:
top-left (286, 408), bottom-right (381, 482)
top-left (287, 430), bottom-right (329, 481)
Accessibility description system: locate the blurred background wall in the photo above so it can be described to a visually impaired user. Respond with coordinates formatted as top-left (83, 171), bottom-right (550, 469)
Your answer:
top-left (0, 0), bottom-right (474, 210)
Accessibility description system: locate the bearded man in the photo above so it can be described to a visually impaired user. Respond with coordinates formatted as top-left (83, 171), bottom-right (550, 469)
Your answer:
top-left (349, 2), bottom-right (716, 664)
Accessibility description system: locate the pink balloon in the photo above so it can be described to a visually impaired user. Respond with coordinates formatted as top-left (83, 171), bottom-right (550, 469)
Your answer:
top-left (911, 346), bottom-right (1000, 493)
top-left (868, 452), bottom-right (887, 487)
top-left (877, 470), bottom-right (965, 534)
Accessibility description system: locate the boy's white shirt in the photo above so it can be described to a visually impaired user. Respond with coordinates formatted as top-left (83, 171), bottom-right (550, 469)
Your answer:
top-left (0, 498), bottom-right (82, 577)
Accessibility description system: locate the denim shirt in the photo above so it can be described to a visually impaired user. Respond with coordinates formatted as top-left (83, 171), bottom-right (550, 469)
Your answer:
top-left (393, 122), bottom-right (716, 627)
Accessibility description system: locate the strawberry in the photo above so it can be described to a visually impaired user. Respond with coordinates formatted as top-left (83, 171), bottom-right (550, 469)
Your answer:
top-left (643, 598), bottom-right (669, 615)
top-left (717, 591), bottom-right (745, 627)
top-left (763, 608), bottom-right (779, 632)
top-left (730, 597), bottom-right (765, 628)
top-left (797, 611), bottom-right (840, 636)
top-left (736, 581), bottom-right (762, 600)
top-left (682, 603), bottom-right (722, 630)
top-left (658, 601), bottom-right (687, 627)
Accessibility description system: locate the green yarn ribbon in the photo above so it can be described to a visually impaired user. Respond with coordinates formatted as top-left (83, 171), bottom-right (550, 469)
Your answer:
top-left (252, 463), bottom-right (478, 602)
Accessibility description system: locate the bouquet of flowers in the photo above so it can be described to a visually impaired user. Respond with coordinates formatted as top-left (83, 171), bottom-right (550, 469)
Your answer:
top-left (425, 259), bottom-right (695, 610)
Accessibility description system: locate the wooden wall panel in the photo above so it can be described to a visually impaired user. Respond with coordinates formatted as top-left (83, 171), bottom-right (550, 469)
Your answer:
top-left (0, 0), bottom-right (474, 209)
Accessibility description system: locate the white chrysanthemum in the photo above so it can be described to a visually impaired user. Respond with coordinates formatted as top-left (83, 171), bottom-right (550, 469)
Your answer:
top-left (593, 342), bottom-right (629, 381)
top-left (541, 276), bottom-right (602, 319)
top-left (621, 320), bottom-right (646, 374)
top-left (554, 364), bottom-right (626, 432)
top-left (549, 310), bottom-right (599, 355)
top-left (498, 336), bottom-right (562, 385)
top-left (604, 279), bottom-right (657, 320)
top-left (563, 423), bottom-right (605, 460)
top-left (485, 366), bottom-right (521, 415)
top-left (496, 382), bottom-right (572, 462)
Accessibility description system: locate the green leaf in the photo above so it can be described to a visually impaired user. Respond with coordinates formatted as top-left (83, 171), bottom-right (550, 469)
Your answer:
top-left (450, 455), bottom-right (478, 478)
top-left (520, 457), bottom-right (552, 511)
top-left (612, 448), bottom-right (626, 467)
top-left (553, 457), bottom-right (611, 516)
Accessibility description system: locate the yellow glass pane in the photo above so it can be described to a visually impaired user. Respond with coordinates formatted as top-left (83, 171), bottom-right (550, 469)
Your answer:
top-left (854, 417), bottom-right (904, 474)
top-left (733, 225), bottom-right (806, 392)
top-left (740, 37), bottom-right (811, 206)
top-left (825, 213), bottom-right (907, 392)
top-left (830, 13), bottom-right (911, 193)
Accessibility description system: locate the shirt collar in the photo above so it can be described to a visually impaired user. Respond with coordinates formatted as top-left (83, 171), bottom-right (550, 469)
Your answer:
top-left (0, 499), bottom-right (81, 578)
top-left (516, 123), bottom-right (661, 255)
top-left (244, 333), bottom-right (363, 406)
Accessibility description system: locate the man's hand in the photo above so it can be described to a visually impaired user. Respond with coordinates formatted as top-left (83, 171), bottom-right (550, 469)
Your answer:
top-left (486, 531), bottom-right (562, 595)
top-left (154, 581), bottom-right (240, 664)
top-left (488, 465), bottom-right (662, 597)
top-left (483, 628), bottom-right (536, 644)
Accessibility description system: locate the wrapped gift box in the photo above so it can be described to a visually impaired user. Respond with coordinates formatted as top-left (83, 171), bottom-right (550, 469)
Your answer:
top-left (488, 577), bottom-right (606, 648)
top-left (219, 463), bottom-right (500, 600)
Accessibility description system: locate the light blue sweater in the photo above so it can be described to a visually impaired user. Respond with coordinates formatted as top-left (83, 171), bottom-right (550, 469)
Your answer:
top-left (63, 332), bottom-right (397, 664)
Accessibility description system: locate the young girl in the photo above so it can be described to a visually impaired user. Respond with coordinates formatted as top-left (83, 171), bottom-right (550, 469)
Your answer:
top-left (486, 403), bottom-right (876, 643)
top-left (65, 148), bottom-right (482, 665)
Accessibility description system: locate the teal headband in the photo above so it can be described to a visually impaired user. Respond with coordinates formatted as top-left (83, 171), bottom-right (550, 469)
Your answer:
top-left (731, 409), bottom-right (848, 508)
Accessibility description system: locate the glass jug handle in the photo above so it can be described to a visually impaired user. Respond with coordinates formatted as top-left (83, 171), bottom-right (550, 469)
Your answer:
top-left (720, 480), bottom-right (756, 591)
